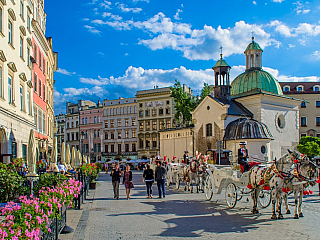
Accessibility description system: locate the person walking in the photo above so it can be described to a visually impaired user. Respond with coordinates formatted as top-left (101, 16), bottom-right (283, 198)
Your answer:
top-left (105, 162), bottom-right (109, 174)
top-left (110, 163), bottom-right (122, 199)
top-left (143, 164), bottom-right (154, 198)
top-left (155, 161), bottom-right (167, 198)
top-left (123, 164), bottom-right (134, 200)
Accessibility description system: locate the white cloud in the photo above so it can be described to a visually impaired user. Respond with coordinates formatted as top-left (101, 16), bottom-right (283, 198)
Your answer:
top-left (174, 9), bottom-right (183, 20)
top-left (100, 1), bottom-right (112, 9)
top-left (311, 51), bottom-right (320, 60)
top-left (102, 12), bottom-right (123, 20)
top-left (253, 1), bottom-right (257, 5)
top-left (288, 44), bottom-right (295, 48)
top-left (56, 68), bottom-right (76, 76)
top-left (92, 13), bottom-right (278, 60)
top-left (132, 0), bottom-right (149, 2)
top-left (98, 52), bottom-right (105, 56)
top-left (84, 25), bottom-right (101, 34)
top-left (294, 1), bottom-right (310, 14)
top-left (116, 3), bottom-right (142, 13)
top-left (272, 0), bottom-right (285, 3)
top-left (125, 53), bottom-right (129, 56)
top-left (80, 66), bottom-right (214, 90)
top-left (270, 20), bottom-right (320, 38)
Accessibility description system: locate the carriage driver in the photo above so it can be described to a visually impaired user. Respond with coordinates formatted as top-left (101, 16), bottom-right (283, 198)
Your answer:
top-left (238, 142), bottom-right (250, 172)
top-left (183, 151), bottom-right (189, 165)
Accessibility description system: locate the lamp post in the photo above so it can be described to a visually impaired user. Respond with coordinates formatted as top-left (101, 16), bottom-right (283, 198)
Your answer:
top-left (80, 131), bottom-right (85, 165)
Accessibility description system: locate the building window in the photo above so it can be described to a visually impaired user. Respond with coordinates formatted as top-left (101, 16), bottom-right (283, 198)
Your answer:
top-left (152, 121), bottom-right (157, 130)
top-left (8, 20), bottom-right (13, 46)
top-left (301, 117), bottom-right (307, 127)
top-left (152, 109), bottom-right (156, 116)
top-left (20, 85), bottom-right (24, 111)
top-left (132, 130), bottom-right (136, 138)
top-left (111, 144), bottom-right (114, 153)
top-left (125, 144), bottom-right (129, 152)
top-left (85, 131), bottom-right (88, 138)
top-left (317, 134), bottom-right (320, 138)
top-left (297, 86), bottom-right (303, 92)
top-left (0, 66), bottom-right (2, 98)
top-left (139, 111), bottom-right (143, 117)
top-left (27, 47), bottom-right (30, 67)
top-left (314, 86), bottom-right (319, 92)
top-left (38, 110), bottom-right (42, 132)
top-left (301, 134), bottom-right (306, 138)
top-left (94, 116), bottom-right (96, 123)
top-left (206, 123), bottom-right (213, 137)
top-left (139, 103), bottom-right (142, 108)
top-left (39, 52), bottom-right (41, 69)
top-left (105, 132), bottom-right (108, 139)
top-left (34, 74), bottom-right (37, 93)
top-left (105, 145), bottom-right (108, 153)
top-left (125, 119), bottom-right (129, 127)
top-left (27, 13), bottom-right (30, 32)
top-left (166, 100), bottom-right (170, 105)
top-left (125, 130), bottom-right (128, 138)
top-left (34, 44), bottom-right (37, 63)
top-left (71, 122), bottom-right (74, 128)
top-left (104, 121), bottom-right (108, 128)
top-left (146, 121), bottom-right (150, 131)
top-left (20, 36), bottom-right (24, 58)
top-left (316, 101), bottom-right (320, 108)
top-left (139, 122), bottom-right (144, 131)
top-left (97, 130), bottom-right (100, 138)
top-left (94, 130), bottom-right (96, 138)
top-left (166, 108), bottom-right (170, 114)
top-left (111, 132), bottom-right (114, 139)
top-left (316, 117), bottom-right (320, 127)
top-left (117, 119), bottom-right (121, 127)
top-left (301, 101), bottom-right (306, 108)
top-left (152, 137), bottom-right (157, 148)
top-left (8, 75), bottom-right (13, 104)
top-left (146, 137), bottom-right (150, 148)
top-left (139, 138), bottom-right (143, 148)
top-left (0, 8), bottom-right (2, 33)
top-left (85, 117), bottom-right (88, 124)
top-left (43, 84), bottom-right (45, 101)
top-left (145, 110), bottom-right (149, 117)
top-left (132, 118), bottom-right (136, 126)
top-left (166, 120), bottom-right (171, 129)
top-left (27, 91), bottom-right (30, 115)
top-left (20, 0), bottom-right (24, 19)
top-left (12, 142), bottom-right (17, 159)
top-left (39, 79), bottom-right (41, 97)
top-left (67, 133), bottom-right (70, 141)
top-left (283, 86), bottom-right (289, 92)
top-left (82, 118), bottom-right (84, 124)
top-left (132, 143), bottom-right (136, 152)
top-left (110, 120), bottom-right (114, 127)
top-left (118, 131), bottom-right (121, 139)
top-left (159, 109), bottom-right (163, 115)
top-left (160, 120), bottom-right (164, 130)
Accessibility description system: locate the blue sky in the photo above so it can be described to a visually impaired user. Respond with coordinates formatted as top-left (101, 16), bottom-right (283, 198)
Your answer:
top-left (44, 0), bottom-right (320, 114)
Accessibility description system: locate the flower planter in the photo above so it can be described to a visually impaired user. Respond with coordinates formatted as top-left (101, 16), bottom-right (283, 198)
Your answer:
top-left (89, 182), bottom-right (96, 189)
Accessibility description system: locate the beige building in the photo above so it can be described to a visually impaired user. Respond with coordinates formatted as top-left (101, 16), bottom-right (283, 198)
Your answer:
top-left (101, 97), bottom-right (138, 161)
top-left (160, 127), bottom-right (194, 161)
top-left (0, 0), bottom-right (35, 162)
top-left (280, 82), bottom-right (320, 138)
top-left (136, 87), bottom-right (175, 159)
top-left (54, 114), bottom-right (65, 157)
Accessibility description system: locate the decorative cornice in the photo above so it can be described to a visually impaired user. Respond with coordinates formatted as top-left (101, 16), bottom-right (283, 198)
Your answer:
top-left (32, 19), bottom-right (50, 52)
top-left (19, 73), bottom-right (27, 82)
top-left (19, 26), bottom-right (27, 36)
top-left (26, 37), bottom-right (32, 46)
top-left (136, 91), bottom-right (171, 98)
top-left (27, 80), bottom-right (33, 88)
top-left (8, 8), bottom-right (16, 21)
top-left (0, 0), bottom-right (6, 6)
top-left (0, 50), bottom-right (7, 62)
top-left (7, 62), bottom-right (17, 72)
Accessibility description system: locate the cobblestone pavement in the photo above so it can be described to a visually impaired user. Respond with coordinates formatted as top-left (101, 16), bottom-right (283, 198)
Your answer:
top-left (74, 171), bottom-right (320, 240)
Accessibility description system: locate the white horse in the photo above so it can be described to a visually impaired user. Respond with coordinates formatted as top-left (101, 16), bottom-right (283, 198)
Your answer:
top-left (248, 150), bottom-right (297, 218)
top-left (183, 161), bottom-right (199, 193)
top-left (282, 155), bottom-right (318, 219)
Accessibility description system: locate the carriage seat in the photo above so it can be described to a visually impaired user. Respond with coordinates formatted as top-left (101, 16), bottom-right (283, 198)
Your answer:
top-left (240, 161), bottom-right (261, 173)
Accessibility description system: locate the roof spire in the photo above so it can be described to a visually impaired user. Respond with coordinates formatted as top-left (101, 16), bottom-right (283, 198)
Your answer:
top-left (219, 46), bottom-right (223, 59)
top-left (251, 30), bottom-right (254, 41)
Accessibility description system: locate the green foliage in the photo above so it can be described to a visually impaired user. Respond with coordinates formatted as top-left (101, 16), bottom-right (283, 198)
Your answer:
top-left (0, 168), bottom-right (26, 202)
top-left (33, 173), bottom-right (68, 197)
top-left (297, 136), bottom-right (320, 159)
top-left (170, 80), bottom-right (211, 125)
top-left (81, 163), bottom-right (99, 182)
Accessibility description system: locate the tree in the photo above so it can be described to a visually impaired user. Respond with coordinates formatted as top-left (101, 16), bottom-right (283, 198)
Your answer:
top-left (170, 80), bottom-right (212, 125)
top-left (296, 136), bottom-right (320, 159)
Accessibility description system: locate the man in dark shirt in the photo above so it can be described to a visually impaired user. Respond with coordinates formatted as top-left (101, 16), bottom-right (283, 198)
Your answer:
top-left (110, 163), bottom-right (122, 199)
top-left (155, 161), bottom-right (167, 198)
top-left (238, 142), bottom-right (249, 172)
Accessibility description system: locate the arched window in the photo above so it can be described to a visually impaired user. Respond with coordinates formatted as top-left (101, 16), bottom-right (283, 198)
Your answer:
top-left (107, 109), bottom-right (109, 116)
top-left (94, 117), bottom-right (96, 123)
top-left (82, 118), bottom-right (84, 125)
top-left (113, 108), bottom-right (115, 115)
top-left (283, 86), bottom-right (290, 92)
top-left (206, 123), bottom-right (212, 137)
top-left (85, 117), bottom-right (88, 124)
top-left (127, 106), bottom-right (129, 114)
top-left (123, 107), bottom-right (126, 114)
top-left (250, 54), bottom-right (254, 68)
top-left (97, 116), bottom-right (100, 123)
top-left (120, 107), bottom-right (122, 115)
top-left (134, 106), bottom-right (136, 113)
top-left (130, 106), bottom-right (133, 113)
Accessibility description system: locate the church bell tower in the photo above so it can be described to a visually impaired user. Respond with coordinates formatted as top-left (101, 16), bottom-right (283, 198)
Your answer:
top-left (212, 47), bottom-right (231, 103)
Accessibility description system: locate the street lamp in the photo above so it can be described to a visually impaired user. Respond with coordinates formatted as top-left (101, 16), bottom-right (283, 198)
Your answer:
top-left (80, 131), bottom-right (85, 164)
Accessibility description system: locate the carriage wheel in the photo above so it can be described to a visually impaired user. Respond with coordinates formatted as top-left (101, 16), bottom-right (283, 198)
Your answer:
top-left (175, 175), bottom-right (180, 190)
top-left (258, 190), bottom-right (271, 208)
top-left (225, 183), bottom-right (237, 209)
top-left (204, 174), bottom-right (213, 201)
top-left (236, 189), bottom-right (243, 201)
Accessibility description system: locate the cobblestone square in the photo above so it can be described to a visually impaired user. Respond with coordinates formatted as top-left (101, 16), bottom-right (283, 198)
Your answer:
top-left (69, 171), bottom-right (320, 240)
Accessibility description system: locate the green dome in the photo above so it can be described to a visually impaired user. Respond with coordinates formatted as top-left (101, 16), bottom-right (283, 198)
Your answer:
top-left (214, 58), bottom-right (230, 68)
top-left (245, 38), bottom-right (263, 53)
top-left (231, 69), bottom-right (283, 96)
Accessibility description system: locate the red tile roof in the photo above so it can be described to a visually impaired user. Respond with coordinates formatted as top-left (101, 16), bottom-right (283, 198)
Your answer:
top-left (279, 82), bottom-right (320, 94)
